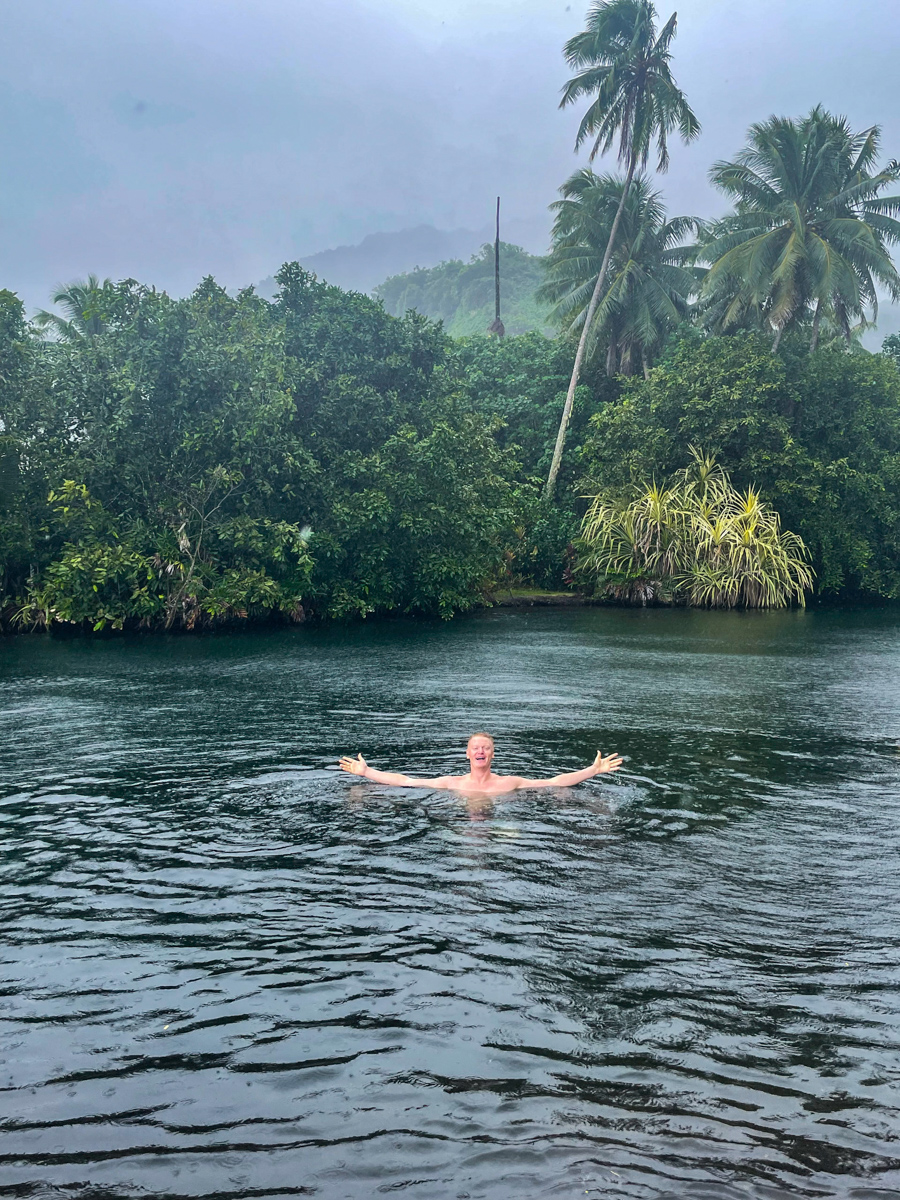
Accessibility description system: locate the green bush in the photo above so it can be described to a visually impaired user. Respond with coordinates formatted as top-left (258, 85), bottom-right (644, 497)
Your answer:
top-left (1, 268), bottom-right (530, 630)
top-left (579, 450), bottom-right (813, 607)
top-left (580, 331), bottom-right (900, 598)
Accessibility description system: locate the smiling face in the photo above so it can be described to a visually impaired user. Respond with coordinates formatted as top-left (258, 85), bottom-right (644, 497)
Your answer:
top-left (466, 733), bottom-right (495, 771)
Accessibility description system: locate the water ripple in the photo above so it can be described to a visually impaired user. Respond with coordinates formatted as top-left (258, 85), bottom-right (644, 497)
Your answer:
top-left (2, 609), bottom-right (900, 1197)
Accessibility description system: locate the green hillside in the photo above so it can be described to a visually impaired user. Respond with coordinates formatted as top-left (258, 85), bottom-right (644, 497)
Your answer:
top-left (374, 243), bottom-right (552, 337)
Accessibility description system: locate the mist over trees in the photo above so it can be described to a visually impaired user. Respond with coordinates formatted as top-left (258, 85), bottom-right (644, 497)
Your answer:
top-left (3, 0), bottom-right (900, 629)
top-left (375, 244), bottom-right (551, 337)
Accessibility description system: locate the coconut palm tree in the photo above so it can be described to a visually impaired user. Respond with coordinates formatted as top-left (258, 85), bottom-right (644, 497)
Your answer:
top-left (34, 275), bottom-right (115, 341)
top-left (699, 108), bottom-right (900, 350)
top-left (544, 0), bottom-right (699, 498)
top-left (539, 169), bottom-right (697, 377)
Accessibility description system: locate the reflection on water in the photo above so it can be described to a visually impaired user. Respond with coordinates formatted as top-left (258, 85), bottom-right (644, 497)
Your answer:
top-left (1, 606), bottom-right (900, 1198)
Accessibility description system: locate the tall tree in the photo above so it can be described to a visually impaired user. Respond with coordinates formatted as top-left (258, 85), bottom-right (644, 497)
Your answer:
top-left (539, 169), bottom-right (697, 377)
top-left (699, 108), bottom-right (900, 350)
top-left (544, 0), bottom-right (699, 498)
top-left (33, 275), bottom-right (116, 341)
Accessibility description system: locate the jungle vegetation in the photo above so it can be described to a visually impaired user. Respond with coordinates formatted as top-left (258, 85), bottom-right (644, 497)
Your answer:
top-left (3, 0), bottom-right (900, 629)
top-left (375, 244), bottom-right (552, 338)
top-left (579, 449), bottom-right (814, 608)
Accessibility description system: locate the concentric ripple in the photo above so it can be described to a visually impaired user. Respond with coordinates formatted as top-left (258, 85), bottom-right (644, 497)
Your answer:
top-left (2, 607), bottom-right (900, 1199)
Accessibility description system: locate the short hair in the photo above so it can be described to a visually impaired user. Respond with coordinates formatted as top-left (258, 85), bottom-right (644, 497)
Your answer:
top-left (468, 732), bottom-right (495, 747)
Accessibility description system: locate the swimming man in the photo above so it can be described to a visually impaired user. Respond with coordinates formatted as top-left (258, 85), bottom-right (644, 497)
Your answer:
top-left (339, 732), bottom-right (623, 795)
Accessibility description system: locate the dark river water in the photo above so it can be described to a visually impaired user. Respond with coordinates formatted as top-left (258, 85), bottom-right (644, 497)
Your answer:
top-left (2, 607), bottom-right (900, 1200)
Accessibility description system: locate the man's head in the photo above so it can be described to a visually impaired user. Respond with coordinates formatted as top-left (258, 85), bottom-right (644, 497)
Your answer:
top-left (466, 732), bottom-right (495, 769)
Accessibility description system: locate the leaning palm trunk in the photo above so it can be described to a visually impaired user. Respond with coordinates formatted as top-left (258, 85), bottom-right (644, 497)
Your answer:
top-left (544, 157), bottom-right (637, 500)
top-left (810, 299), bottom-right (823, 351)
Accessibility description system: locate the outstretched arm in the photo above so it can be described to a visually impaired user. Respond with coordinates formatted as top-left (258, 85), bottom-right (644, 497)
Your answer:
top-left (339, 753), bottom-right (453, 789)
top-left (515, 751), bottom-right (623, 790)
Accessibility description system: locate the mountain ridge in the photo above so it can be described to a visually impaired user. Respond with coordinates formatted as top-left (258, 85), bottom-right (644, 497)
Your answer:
top-left (256, 216), bottom-right (550, 298)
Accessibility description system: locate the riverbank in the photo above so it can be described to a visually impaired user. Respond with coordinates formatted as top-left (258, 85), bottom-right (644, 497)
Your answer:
top-left (488, 588), bottom-right (587, 607)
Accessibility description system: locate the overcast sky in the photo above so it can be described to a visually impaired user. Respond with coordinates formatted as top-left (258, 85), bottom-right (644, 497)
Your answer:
top-left (3, 0), bottom-right (900, 320)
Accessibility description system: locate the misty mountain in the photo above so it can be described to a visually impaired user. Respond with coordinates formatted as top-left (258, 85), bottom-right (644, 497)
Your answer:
top-left (375, 243), bottom-right (552, 337)
top-left (256, 217), bottom-right (551, 299)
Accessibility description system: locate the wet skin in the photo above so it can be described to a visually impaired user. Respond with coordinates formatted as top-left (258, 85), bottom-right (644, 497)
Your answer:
top-left (339, 736), bottom-right (623, 795)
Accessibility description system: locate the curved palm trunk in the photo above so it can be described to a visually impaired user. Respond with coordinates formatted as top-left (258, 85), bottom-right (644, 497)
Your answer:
top-left (544, 156), bottom-right (637, 500)
top-left (809, 299), bottom-right (823, 352)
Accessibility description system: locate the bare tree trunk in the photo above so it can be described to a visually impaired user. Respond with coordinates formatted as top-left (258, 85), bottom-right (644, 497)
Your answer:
top-left (494, 196), bottom-right (501, 330)
top-left (605, 339), bottom-right (617, 377)
top-left (544, 156), bottom-right (637, 500)
top-left (642, 353), bottom-right (650, 380)
top-left (488, 196), bottom-right (505, 337)
top-left (772, 324), bottom-right (784, 353)
top-left (810, 299), bottom-right (822, 352)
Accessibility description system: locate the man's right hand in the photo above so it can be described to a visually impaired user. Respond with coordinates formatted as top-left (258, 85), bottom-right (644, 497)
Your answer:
top-left (592, 751), bottom-right (624, 775)
top-left (339, 753), bottom-right (368, 777)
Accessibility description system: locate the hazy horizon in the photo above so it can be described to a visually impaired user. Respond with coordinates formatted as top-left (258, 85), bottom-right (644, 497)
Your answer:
top-left (4, 0), bottom-right (900, 337)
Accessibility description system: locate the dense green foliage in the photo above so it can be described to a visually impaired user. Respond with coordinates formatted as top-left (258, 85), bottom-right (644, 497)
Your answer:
top-left (0, 270), bottom-right (529, 630)
top-left (375, 243), bottom-right (551, 337)
top-left (452, 332), bottom-right (613, 481)
top-left (451, 332), bottom-right (619, 587)
top-left (579, 449), bottom-right (814, 606)
top-left (580, 331), bottom-right (900, 597)
top-left (3, 262), bottom-right (900, 630)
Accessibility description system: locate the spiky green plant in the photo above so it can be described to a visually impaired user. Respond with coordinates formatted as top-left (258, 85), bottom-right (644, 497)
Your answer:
top-left (579, 448), bottom-right (814, 606)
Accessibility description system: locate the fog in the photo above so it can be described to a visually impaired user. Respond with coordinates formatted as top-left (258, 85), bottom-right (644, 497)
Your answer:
top-left (3, 0), bottom-right (899, 332)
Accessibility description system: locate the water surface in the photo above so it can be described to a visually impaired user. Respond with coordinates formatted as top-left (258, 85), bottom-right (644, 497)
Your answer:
top-left (2, 607), bottom-right (900, 1198)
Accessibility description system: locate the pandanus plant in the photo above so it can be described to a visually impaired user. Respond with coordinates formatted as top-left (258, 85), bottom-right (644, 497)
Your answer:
top-left (579, 449), bottom-right (814, 607)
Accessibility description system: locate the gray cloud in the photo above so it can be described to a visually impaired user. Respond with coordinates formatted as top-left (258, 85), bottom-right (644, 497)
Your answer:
top-left (2, 0), bottom-right (899, 339)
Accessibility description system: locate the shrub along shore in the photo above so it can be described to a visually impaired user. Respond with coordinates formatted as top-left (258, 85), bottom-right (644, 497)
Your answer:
top-left (1, 266), bottom-right (900, 634)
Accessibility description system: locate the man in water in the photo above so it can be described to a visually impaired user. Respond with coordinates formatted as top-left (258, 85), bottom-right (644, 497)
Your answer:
top-left (339, 733), bottom-right (623, 794)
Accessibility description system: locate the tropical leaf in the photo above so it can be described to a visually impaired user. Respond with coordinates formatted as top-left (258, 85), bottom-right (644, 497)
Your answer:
top-left (578, 449), bottom-right (814, 607)
top-left (540, 171), bottom-right (697, 376)
top-left (697, 108), bottom-right (900, 348)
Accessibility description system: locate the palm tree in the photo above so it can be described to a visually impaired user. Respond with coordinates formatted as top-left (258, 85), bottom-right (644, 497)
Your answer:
top-left (539, 169), bottom-right (697, 378)
top-left (699, 108), bottom-right (900, 350)
top-left (34, 275), bottom-right (115, 341)
top-left (544, 0), bottom-right (699, 498)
